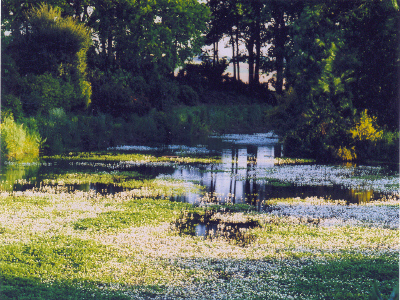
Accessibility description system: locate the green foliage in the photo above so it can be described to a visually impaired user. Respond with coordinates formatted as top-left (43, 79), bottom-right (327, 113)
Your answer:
top-left (90, 69), bottom-right (151, 117)
top-left (0, 114), bottom-right (41, 162)
top-left (1, 94), bottom-right (24, 121)
top-left (182, 58), bottom-right (229, 88)
top-left (279, 255), bottom-right (399, 300)
top-left (89, 0), bottom-right (209, 77)
top-left (341, 0), bottom-right (399, 130)
top-left (20, 73), bottom-right (76, 114)
top-left (178, 85), bottom-right (199, 106)
top-left (273, 1), bottom-right (400, 162)
top-left (369, 281), bottom-right (399, 300)
top-left (347, 110), bottom-right (399, 162)
top-left (6, 4), bottom-right (91, 113)
top-left (15, 4), bottom-right (90, 76)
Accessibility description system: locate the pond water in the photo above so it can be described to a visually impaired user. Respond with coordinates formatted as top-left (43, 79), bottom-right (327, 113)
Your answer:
top-left (1, 133), bottom-right (399, 206)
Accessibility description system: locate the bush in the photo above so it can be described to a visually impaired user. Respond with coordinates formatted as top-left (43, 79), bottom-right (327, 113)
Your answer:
top-left (21, 73), bottom-right (75, 114)
top-left (1, 94), bottom-right (24, 121)
top-left (346, 109), bottom-right (398, 162)
top-left (178, 85), bottom-right (199, 106)
top-left (149, 79), bottom-right (180, 111)
top-left (90, 70), bottom-right (151, 117)
top-left (0, 114), bottom-right (41, 162)
top-left (7, 4), bottom-right (92, 113)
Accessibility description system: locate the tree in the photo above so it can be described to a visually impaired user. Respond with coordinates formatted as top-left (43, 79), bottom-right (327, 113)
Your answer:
top-left (5, 3), bottom-right (92, 113)
top-left (88, 0), bottom-right (209, 77)
top-left (261, 0), bottom-right (303, 94)
top-left (272, 0), bottom-right (399, 160)
top-left (342, 0), bottom-right (399, 130)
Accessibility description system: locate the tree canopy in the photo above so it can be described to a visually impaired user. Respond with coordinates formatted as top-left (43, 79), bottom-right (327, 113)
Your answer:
top-left (1, 0), bottom-right (398, 160)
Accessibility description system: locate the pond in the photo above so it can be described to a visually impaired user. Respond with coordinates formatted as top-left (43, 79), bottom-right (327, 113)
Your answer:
top-left (1, 133), bottom-right (398, 207)
top-left (1, 133), bottom-right (398, 299)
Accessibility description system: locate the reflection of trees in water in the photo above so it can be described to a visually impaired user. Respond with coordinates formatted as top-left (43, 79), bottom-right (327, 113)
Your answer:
top-left (204, 146), bottom-right (385, 205)
top-left (0, 164), bottom-right (40, 192)
top-left (209, 146), bottom-right (277, 204)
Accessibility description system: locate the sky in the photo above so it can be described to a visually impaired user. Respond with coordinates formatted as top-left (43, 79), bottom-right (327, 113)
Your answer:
top-left (202, 37), bottom-right (273, 85)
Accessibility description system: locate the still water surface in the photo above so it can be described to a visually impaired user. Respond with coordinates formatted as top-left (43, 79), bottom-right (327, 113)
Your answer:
top-left (1, 134), bottom-right (398, 205)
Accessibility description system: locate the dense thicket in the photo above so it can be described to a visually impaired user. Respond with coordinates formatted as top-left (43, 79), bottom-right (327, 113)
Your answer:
top-left (3, 4), bottom-right (91, 114)
top-left (1, 0), bottom-right (398, 161)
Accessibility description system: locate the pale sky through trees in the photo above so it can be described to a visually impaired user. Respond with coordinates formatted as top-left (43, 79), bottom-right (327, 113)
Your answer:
top-left (203, 37), bottom-right (274, 85)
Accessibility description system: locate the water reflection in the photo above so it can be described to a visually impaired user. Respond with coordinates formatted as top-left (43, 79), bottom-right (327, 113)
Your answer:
top-left (1, 137), bottom-right (397, 205)
top-left (169, 144), bottom-right (394, 205)
top-left (0, 163), bottom-right (40, 191)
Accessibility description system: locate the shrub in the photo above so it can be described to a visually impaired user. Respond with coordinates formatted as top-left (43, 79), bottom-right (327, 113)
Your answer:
top-left (8, 4), bottom-right (91, 113)
top-left (349, 110), bottom-right (386, 161)
top-left (178, 85), bottom-right (199, 106)
top-left (0, 114), bottom-right (41, 162)
top-left (21, 73), bottom-right (75, 114)
top-left (350, 110), bottom-right (383, 143)
top-left (1, 94), bottom-right (23, 121)
top-left (332, 146), bottom-right (357, 161)
top-left (90, 70), bottom-right (151, 117)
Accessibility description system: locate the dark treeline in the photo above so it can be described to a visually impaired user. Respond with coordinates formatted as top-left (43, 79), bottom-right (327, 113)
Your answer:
top-left (1, 0), bottom-right (399, 162)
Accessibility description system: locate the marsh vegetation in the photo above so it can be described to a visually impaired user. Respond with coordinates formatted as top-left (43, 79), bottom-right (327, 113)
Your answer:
top-left (0, 135), bottom-right (398, 299)
top-left (1, 1), bottom-right (399, 299)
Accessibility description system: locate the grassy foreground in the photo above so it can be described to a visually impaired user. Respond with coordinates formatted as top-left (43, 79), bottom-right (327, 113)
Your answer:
top-left (0, 155), bottom-right (398, 299)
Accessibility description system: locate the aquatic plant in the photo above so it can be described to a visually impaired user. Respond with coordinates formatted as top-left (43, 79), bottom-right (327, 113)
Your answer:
top-left (0, 148), bottom-right (398, 299)
top-left (46, 151), bottom-right (220, 164)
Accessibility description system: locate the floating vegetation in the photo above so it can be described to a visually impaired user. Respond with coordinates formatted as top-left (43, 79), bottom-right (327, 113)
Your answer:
top-left (46, 151), bottom-right (220, 164)
top-left (1, 137), bottom-right (398, 299)
top-left (210, 133), bottom-right (279, 145)
top-left (262, 197), bottom-right (399, 229)
top-left (42, 171), bottom-right (142, 185)
top-left (251, 164), bottom-right (399, 194)
top-left (0, 182), bottom-right (398, 299)
top-left (108, 144), bottom-right (212, 155)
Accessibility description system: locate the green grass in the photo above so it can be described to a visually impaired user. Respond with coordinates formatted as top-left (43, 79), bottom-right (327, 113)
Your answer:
top-left (0, 114), bottom-right (41, 162)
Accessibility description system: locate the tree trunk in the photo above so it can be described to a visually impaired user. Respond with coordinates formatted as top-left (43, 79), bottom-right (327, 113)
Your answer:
top-left (231, 30), bottom-right (236, 80)
top-left (247, 35), bottom-right (254, 85)
top-left (254, 1), bottom-right (262, 85)
top-left (107, 30), bottom-right (113, 67)
top-left (101, 34), bottom-right (107, 67)
top-left (274, 9), bottom-right (285, 95)
top-left (236, 22), bottom-right (241, 81)
top-left (254, 20), bottom-right (261, 85)
top-left (216, 40), bottom-right (219, 62)
top-left (213, 42), bottom-right (216, 66)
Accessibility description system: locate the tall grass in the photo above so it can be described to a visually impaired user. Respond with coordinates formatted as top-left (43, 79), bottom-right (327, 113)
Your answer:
top-left (0, 114), bottom-right (41, 162)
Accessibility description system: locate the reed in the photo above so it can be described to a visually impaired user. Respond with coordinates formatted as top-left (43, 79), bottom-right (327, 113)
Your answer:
top-left (0, 114), bottom-right (41, 162)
